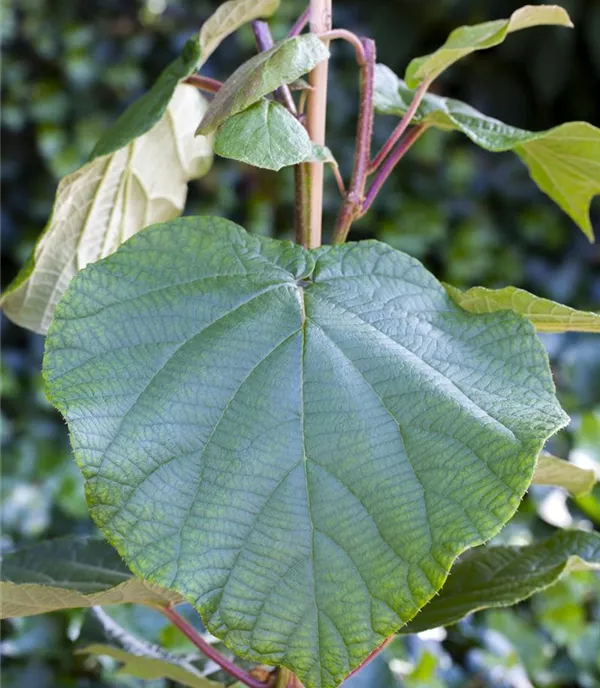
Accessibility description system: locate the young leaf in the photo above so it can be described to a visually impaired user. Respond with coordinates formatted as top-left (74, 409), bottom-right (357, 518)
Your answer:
top-left (402, 530), bottom-right (600, 634)
top-left (199, 0), bottom-right (281, 64)
top-left (532, 452), bottom-right (597, 496)
top-left (197, 35), bottom-right (329, 135)
top-left (405, 5), bottom-right (573, 88)
top-left (445, 284), bottom-right (600, 332)
top-left (78, 645), bottom-right (221, 688)
top-left (375, 65), bottom-right (600, 239)
top-left (214, 100), bottom-right (313, 170)
top-left (44, 218), bottom-right (567, 688)
top-left (0, 536), bottom-right (183, 618)
top-left (1, 85), bottom-right (213, 334)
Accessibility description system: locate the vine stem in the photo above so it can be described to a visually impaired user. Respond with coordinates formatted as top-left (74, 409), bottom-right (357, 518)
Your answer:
top-left (361, 125), bottom-right (428, 215)
top-left (368, 79), bottom-right (430, 173)
top-left (305, 0), bottom-right (332, 248)
top-left (289, 6), bottom-right (310, 37)
top-left (331, 38), bottom-right (375, 245)
top-left (252, 20), bottom-right (297, 113)
top-left (159, 606), bottom-right (267, 688)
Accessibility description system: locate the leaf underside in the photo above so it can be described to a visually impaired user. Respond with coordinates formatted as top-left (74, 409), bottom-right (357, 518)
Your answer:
top-left (78, 645), bottom-right (220, 688)
top-left (445, 284), bottom-right (600, 332)
top-left (532, 453), bottom-right (597, 496)
top-left (0, 536), bottom-right (183, 618)
top-left (402, 530), bottom-right (600, 633)
top-left (1, 85), bottom-right (213, 334)
top-left (44, 218), bottom-right (567, 688)
top-left (375, 65), bottom-right (600, 239)
top-left (405, 5), bottom-right (573, 87)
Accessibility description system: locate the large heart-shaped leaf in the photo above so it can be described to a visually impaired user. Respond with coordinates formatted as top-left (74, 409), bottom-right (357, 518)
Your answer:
top-left (215, 100), bottom-right (313, 170)
top-left (78, 645), bottom-right (221, 688)
top-left (197, 35), bottom-right (329, 135)
top-left (445, 284), bottom-right (600, 332)
top-left (375, 65), bottom-right (600, 239)
top-left (402, 530), bottom-right (600, 634)
top-left (44, 218), bottom-right (567, 688)
top-left (1, 85), bottom-right (213, 334)
top-left (0, 537), bottom-right (183, 618)
top-left (405, 5), bottom-right (573, 88)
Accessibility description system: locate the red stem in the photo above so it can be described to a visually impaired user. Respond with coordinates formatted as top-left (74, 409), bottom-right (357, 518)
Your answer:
top-left (332, 38), bottom-right (376, 244)
top-left (362, 125), bottom-right (428, 216)
top-left (289, 6), bottom-right (311, 37)
top-left (160, 606), bottom-right (267, 688)
top-left (368, 80), bottom-right (429, 173)
top-left (318, 29), bottom-right (366, 65)
top-left (183, 75), bottom-right (223, 93)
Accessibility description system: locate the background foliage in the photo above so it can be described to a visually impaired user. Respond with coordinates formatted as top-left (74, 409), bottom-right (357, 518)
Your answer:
top-left (1, 0), bottom-right (599, 686)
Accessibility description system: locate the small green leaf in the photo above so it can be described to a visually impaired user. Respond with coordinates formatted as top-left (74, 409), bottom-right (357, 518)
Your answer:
top-left (1, 85), bottom-right (213, 334)
top-left (375, 65), bottom-right (600, 239)
top-left (0, 537), bottom-right (183, 618)
top-left (307, 144), bottom-right (337, 165)
top-left (405, 5), bottom-right (573, 87)
top-left (214, 100), bottom-right (312, 170)
top-left (197, 35), bottom-right (329, 135)
top-left (78, 645), bottom-right (221, 688)
top-left (445, 284), bottom-right (600, 332)
top-left (532, 453), bottom-right (597, 496)
top-left (199, 0), bottom-right (281, 63)
top-left (92, 38), bottom-right (202, 158)
top-left (402, 530), bottom-right (600, 634)
top-left (44, 217), bottom-right (567, 688)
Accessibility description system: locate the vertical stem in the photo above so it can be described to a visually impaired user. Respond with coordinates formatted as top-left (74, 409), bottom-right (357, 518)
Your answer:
top-left (305, 0), bottom-right (332, 248)
top-left (332, 38), bottom-right (376, 244)
top-left (252, 21), bottom-right (297, 113)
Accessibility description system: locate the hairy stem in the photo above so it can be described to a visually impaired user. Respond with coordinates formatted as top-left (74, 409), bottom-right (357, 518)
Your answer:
top-left (160, 606), bottom-right (266, 688)
top-left (289, 6), bottom-right (310, 37)
top-left (362, 125), bottom-right (427, 215)
top-left (183, 75), bottom-right (223, 93)
top-left (332, 38), bottom-right (376, 245)
top-left (318, 29), bottom-right (366, 64)
top-left (368, 80), bottom-right (429, 173)
top-left (305, 0), bottom-right (332, 248)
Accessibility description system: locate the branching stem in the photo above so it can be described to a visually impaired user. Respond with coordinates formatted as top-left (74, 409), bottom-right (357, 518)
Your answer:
top-left (362, 125), bottom-right (428, 215)
top-left (160, 605), bottom-right (267, 688)
top-left (368, 80), bottom-right (430, 173)
top-left (289, 6), bottom-right (311, 37)
top-left (318, 29), bottom-right (366, 64)
top-left (332, 38), bottom-right (375, 244)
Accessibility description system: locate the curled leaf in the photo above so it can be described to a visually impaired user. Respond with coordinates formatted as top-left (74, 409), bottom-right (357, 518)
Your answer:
top-left (405, 5), bottom-right (573, 87)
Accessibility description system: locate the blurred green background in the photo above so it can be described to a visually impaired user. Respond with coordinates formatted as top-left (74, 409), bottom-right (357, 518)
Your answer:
top-left (1, 0), bottom-right (600, 686)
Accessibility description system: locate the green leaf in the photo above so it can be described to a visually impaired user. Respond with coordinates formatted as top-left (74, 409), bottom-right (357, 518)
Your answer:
top-left (405, 5), bottom-right (573, 88)
top-left (92, 38), bottom-right (202, 158)
top-left (307, 144), bottom-right (337, 165)
top-left (199, 0), bottom-right (281, 64)
top-left (532, 452), bottom-right (597, 496)
top-left (445, 284), bottom-right (600, 332)
top-left (402, 530), bottom-right (600, 634)
top-left (374, 65), bottom-right (600, 239)
top-left (197, 35), bottom-right (329, 135)
top-left (44, 218), bottom-right (567, 688)
top-left (0, 537), bottom-right (183, 618)
top-left (214, 100), bottom-right (312, 171)
top-left (78, 645), bottom-right (221, 688)
top-left (1, 85), bottom-right (213, 334)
